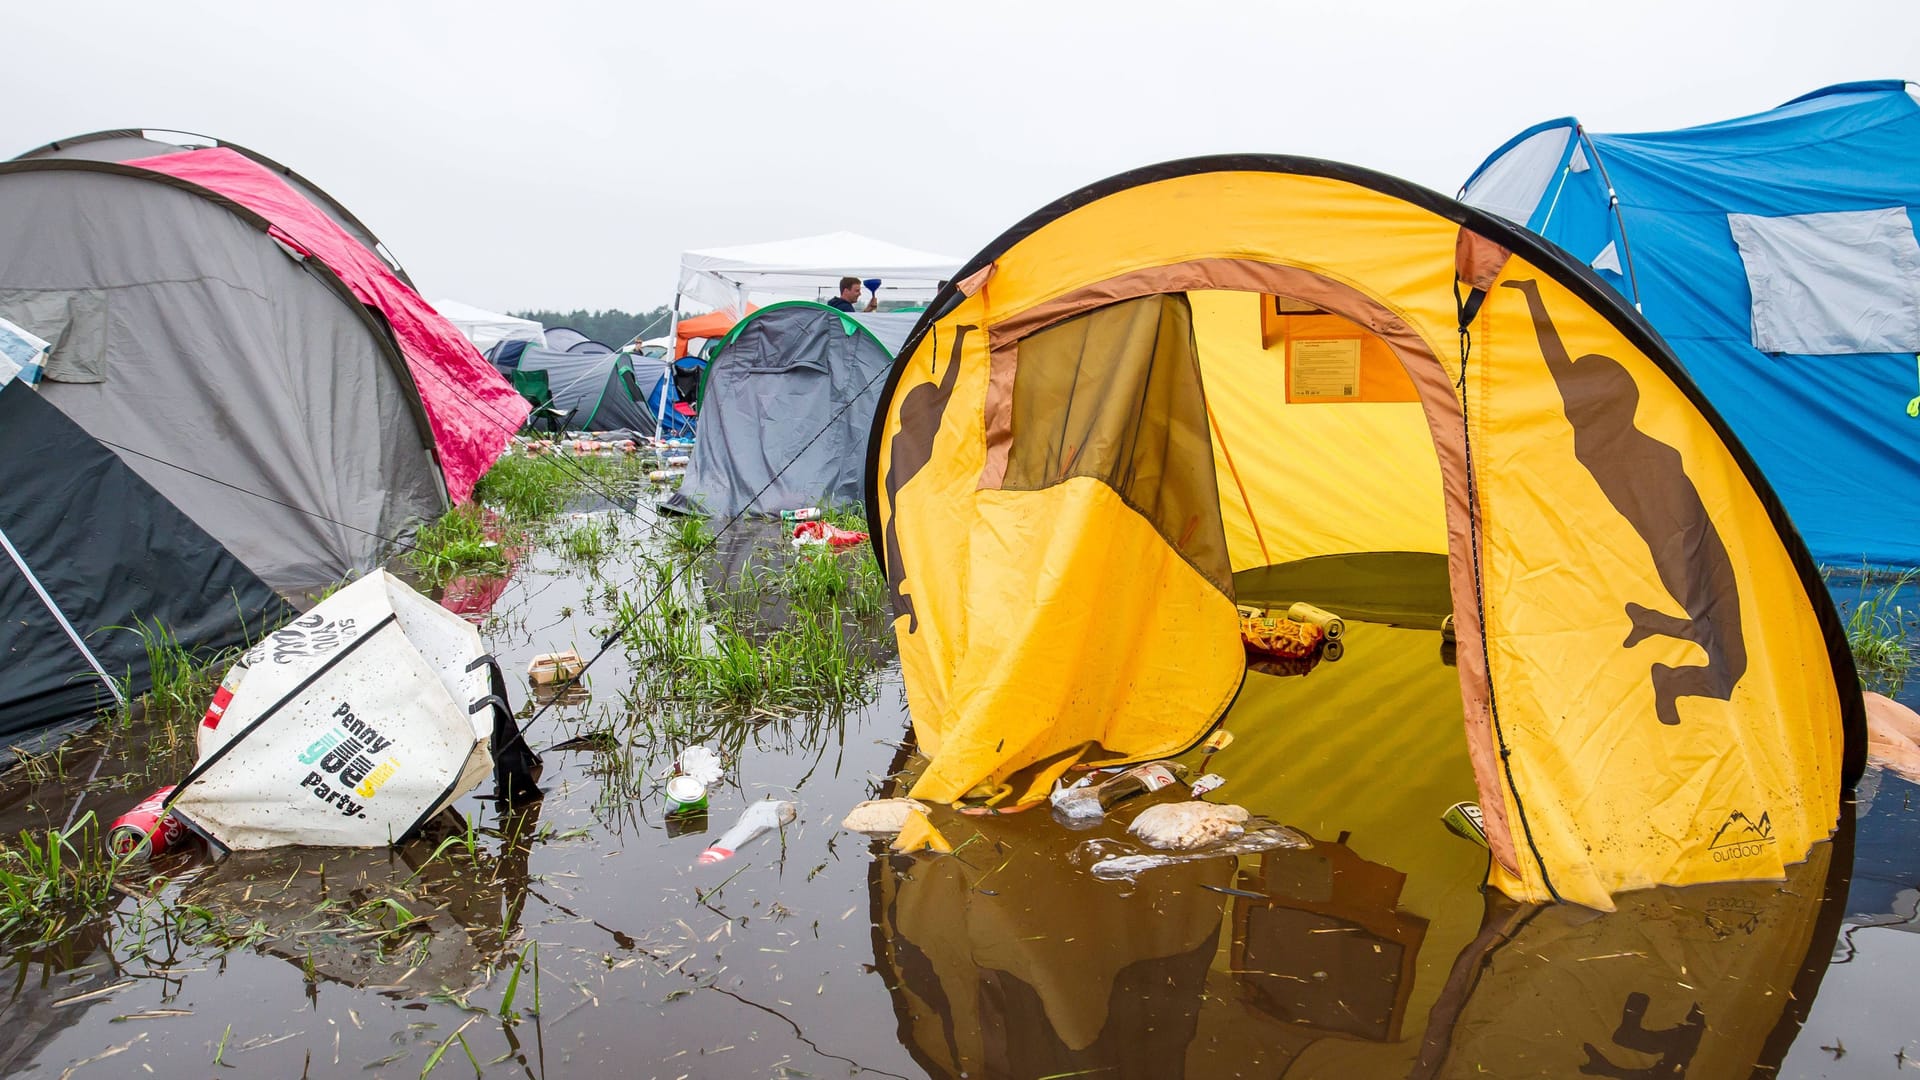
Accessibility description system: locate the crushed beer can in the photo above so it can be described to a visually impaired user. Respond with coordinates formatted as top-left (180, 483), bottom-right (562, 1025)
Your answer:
top-left (109, 786), bottom-right (190, 863)
top-left (780, 507), bottom-right (822, 522)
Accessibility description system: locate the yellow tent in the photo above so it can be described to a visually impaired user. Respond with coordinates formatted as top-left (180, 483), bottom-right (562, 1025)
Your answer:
top-left (865, 157), bottom-right (1865, 908)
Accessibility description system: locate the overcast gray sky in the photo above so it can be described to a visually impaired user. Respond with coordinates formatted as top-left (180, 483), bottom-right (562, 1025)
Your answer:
top-left (7, 1), bottom-right (1917, 312)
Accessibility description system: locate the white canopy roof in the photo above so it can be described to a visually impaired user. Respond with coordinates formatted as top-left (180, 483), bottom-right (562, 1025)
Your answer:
top-left (676, 231), bottom-right (962, 316)
top-left (430, 298), bottom-right (546, 353)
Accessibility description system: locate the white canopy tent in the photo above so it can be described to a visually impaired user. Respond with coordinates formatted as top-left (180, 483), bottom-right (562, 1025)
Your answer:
top-left (659, 231), bottom-right (962, 434)
top-left (430, 298), bottom-right (547, 354)
top-left (675, 231), bottom-right (963, 318)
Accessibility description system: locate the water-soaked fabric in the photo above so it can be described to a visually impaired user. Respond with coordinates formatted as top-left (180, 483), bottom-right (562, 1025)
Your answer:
top-left (993, 293), bottom-right (1231, 595)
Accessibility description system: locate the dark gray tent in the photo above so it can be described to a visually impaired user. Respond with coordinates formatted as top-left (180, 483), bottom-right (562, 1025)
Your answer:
top-left (511, 346), bottom-right (661, 433)
top-left (0, 369), bottom-right (290, 740)
top-left (665, 302), bottom-right (896, 517)
top-left (0, 148), bottom-right (454, 590)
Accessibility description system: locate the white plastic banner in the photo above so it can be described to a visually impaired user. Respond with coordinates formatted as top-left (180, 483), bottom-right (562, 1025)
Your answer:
top-left (171, 572), bottom-right (494, 849)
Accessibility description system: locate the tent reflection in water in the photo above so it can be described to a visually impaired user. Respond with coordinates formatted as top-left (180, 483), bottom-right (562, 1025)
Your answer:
top-left (870, 791), bottom-right (1848, 1078)
top-left (867, 156), bottom-right (1865, 909)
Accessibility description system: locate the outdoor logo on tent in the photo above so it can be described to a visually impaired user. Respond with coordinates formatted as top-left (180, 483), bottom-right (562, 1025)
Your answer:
top-left (1706, 809), bottom-right (1774, 862)
top-left (1502, 279), bottom-right (1747, 727)
top-left (295, 701), bottom-right (402, 818)
top-left (246, 611), bottom-right (363, 667)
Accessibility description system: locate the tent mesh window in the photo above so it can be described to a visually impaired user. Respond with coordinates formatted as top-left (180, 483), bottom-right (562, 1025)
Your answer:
top-left (999, 293), bottom-right (1232, 593)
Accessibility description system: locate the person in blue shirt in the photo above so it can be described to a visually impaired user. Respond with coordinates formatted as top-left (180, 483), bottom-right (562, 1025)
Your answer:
top-left (828, 276), bottom-right (876, 312)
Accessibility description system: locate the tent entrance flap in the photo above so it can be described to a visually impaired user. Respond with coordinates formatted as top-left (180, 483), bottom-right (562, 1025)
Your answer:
top-left (915, 278), bottom-right (1469, 818)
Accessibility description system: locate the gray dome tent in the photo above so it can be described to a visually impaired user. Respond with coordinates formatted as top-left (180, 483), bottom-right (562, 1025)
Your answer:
top-left (15, 128), bottom-right (413, 286)
top-left (502, 345), bottom-right (663, 433)
top-left (665, 302), bottom-right (899, 517)
top-left (0, 137), bottom-right (472, 591)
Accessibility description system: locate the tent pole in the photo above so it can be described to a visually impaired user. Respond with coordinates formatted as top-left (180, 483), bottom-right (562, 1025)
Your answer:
top-left (0, 523), bottom-right (124, 705)
top-left (657, 291), bottom-right (681, 438)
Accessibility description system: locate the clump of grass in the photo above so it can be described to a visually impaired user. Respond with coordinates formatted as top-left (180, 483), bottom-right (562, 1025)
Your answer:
top-left (474, 451), bottom-right (573, 521)
top-left (558, 519), bottom-right (612, 562)
top-left (407, 505), bottom-right (509, 586)
top-left (104, 618), bottom-right (240, 745)
top-left (665, 514), bottom-right (714, 557)
top-left (820, 502), bottom-right (870, 533)
top-left (0, 813), bottom-right (123, 946)
top-left (1844, 569), bottom-right (1918, 694)
top-left (785, 544), bottom-right (889, 618)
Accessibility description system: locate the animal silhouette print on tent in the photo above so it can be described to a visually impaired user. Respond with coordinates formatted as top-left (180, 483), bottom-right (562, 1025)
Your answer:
top-left (883, 326), bottom-right (971, 633)
top-left (1503, 279), bottom-right (1747, 727)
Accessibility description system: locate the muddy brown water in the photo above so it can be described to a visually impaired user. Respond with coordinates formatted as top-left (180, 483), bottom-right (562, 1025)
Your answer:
top-left (2, 504), bottom-right (1917, 1078)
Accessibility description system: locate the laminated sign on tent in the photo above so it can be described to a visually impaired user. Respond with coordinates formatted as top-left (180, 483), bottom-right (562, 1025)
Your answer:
top-left (167, 571), bottom-right (540, 850)
top-left (867, 156), bottom-right (1864, 908)
top-left (667, 302), bottom-right (901, 517)
top-left (1462, 81), bottom-right (1920, 569)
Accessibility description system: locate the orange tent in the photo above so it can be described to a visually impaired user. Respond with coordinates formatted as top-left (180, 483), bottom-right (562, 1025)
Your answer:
top-left (675, 307), bottom-right (755, 358)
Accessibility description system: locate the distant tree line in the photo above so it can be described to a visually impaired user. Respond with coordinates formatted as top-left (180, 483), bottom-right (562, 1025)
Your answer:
top-left (510, 306), bottom-right (673, 348)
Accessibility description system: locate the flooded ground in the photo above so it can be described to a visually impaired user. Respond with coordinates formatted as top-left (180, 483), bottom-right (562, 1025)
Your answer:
top-left (2, 478), bottom-right (1918, 1078)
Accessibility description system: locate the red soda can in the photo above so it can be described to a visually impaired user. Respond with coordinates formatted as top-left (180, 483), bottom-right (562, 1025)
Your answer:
top-left (109, 786), bottom-right (189, 862)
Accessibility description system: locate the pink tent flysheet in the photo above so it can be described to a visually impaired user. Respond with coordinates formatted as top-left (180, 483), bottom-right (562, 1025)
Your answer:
top-left (128, 148), bottom-right (527, 503)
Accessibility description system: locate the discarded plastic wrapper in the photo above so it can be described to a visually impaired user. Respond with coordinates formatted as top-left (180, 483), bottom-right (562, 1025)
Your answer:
top-left (1051, 761), bottom-right (1186, 821)
top-left (791, 521), bottom-right (870, 548)
top-left (1287, 602), bottom-right (1345, 639)
top-left (0, 314), bottom-right (51, 387)
top-left (1238, 605), bottom-right (1324, 659)
top-left (1200, 729), bottom-right (1234, 755)
top-left (891, 812), bottom-right (952, 854)
top-left (698, 798), bottom-right (797, 864)
top-left (1442, 800), bottom-right (1489, 847)
top-left (1188, 773), bottom-right (1227, 797)
top-left (1090, 826), bottom-right (1312, 879)
top-left (842, 798), bottom-right (930, 834)
top-left (675, 745), bottom-right (725, 787)
top-left (527, 649), bottom-right (585, 686)
top-left (1130, 801), bottom-right (1249, 850)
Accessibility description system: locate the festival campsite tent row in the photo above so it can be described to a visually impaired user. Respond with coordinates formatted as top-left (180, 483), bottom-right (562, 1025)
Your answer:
top-left (1462, 81), bottom-right (1920, 570)
top-left (0, 130), bottom-right (524, 739)
top-left (868, 156), bottom-right (1865, 909)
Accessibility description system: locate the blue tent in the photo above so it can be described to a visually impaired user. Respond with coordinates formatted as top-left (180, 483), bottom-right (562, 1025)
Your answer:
top-left (1463, 81), bottom-right (1920, 569)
